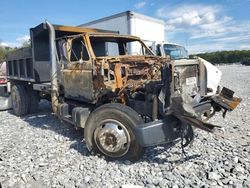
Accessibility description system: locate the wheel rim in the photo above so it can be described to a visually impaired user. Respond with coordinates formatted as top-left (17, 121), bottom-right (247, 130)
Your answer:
top-left (94, 119), bottom-right (131, 158)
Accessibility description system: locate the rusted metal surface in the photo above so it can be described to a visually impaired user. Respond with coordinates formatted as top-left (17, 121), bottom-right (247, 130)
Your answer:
top-left (95, 56), bottom-right (165, 92)
top-left (212, 87), bottom-right (242, 111)
top-left (114, 63), bottom-right (124, 89)
top-left (57, 32), bottom-right (168, 105)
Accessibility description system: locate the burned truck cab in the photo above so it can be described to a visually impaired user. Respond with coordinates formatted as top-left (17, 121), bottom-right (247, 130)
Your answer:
top-left (6, 22), bottom-right (241, 161)
top-left (56, 33), bottom-right (162, 104)
top-left (55, 30), bottom-right (241, 151)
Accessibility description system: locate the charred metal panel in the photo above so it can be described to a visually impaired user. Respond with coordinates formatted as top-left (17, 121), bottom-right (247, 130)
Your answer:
top-left (212, 87), bottom-right (242, 111)
top-left (129, 99), bottom-right (153, 117)
top-left (29, 23), bottom-right (114, 83)
top-left (62, 70), bottom-right (94, 103)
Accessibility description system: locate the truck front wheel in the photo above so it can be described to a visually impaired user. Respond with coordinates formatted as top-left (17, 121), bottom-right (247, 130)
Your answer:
top-left (11, 84), bottom-right (29, 116)
top-left (84, 103), bottom-right (145, 161)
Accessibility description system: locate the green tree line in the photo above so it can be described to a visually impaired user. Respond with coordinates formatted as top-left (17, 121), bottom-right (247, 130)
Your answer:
top-left (195, 50), bottom-right (250, 65)
top-left (0, 38), bottom-right (31, 63)
top-left (0, 46), bottom-right (13, 63)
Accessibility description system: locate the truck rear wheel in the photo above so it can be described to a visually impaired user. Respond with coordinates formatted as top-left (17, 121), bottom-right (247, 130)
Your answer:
top-left (84, 103), bottom-right (145, 161)
top-left (26, 86), bottom-right (39, 113)
top-left (11, 84), bottom-right (29, 116)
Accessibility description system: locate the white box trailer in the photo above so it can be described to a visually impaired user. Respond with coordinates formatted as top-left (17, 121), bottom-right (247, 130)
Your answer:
top-left (79, 11), bottom-right (165, 53)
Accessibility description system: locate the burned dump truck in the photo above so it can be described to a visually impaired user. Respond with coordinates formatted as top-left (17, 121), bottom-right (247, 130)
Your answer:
top-left (5, 22), bottom-right (241, 161)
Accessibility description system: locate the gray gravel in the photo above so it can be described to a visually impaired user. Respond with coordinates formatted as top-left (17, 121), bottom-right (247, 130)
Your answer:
top-left (0, 64), bottom-right (250, 188)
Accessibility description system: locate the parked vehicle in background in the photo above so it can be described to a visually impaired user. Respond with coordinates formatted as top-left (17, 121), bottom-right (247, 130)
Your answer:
top-left (152, 42), bottom-right (189, 60)
top-left (151, 42), bottom-right (223, 96)
top-left (0, 62), bottom-right (7, 83)
top-left (0, 61), bottom-right (12, 110)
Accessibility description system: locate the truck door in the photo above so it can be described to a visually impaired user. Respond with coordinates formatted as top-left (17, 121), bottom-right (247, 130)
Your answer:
top-left (59, 35), bottom-right (94, 103)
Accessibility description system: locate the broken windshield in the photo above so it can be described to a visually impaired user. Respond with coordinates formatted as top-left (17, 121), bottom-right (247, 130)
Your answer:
top-left (89, 36), bottom-right (153, 57)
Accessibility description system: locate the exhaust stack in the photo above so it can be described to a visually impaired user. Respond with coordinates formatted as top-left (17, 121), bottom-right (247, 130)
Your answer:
top-left (46, 21), bottom-right (58, 114)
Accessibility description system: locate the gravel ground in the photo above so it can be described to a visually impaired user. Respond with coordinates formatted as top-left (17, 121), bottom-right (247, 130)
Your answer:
top-left (0, 64), bottom-right (249, 188)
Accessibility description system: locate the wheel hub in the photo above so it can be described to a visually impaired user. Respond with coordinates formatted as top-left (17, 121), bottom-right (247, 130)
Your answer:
top-left (94, 120), bottom-right (131, 157)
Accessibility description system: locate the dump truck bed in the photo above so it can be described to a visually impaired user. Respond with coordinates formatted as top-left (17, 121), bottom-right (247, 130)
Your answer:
top-left (6, 47), bottom-right (34, 82)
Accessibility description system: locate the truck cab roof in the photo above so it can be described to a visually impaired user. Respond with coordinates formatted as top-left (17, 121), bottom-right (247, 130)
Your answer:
top-left (31, 22), bottom-right (117, 37)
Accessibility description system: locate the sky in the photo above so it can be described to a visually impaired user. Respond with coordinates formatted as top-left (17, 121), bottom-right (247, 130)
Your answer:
top-left (0, 0), bottom-right (250, 53)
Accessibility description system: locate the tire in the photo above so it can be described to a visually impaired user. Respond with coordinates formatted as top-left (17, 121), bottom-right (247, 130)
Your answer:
top-left (11, 84), bottom-right (29, 116)
top-left (84, 103), bottom-right (145, 161)
top-left (26, 86), bottom-right (39, 113)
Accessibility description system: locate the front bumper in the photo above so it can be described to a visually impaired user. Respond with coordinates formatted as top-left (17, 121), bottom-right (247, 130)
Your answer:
top-left (134, 114), bottom-right (217, 147)
top-left (134, 87), bottom-right (241, 148)
top-left (135, 115), bottom-right (182, 147)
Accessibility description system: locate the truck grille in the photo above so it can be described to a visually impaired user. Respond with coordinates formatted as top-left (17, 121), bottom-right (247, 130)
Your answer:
top-left (174, 64), bottom-right (199, 97)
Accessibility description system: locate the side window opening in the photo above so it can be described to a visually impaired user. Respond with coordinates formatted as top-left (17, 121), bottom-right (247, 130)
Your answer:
top-left (71, 37), bottom-right (89, 61)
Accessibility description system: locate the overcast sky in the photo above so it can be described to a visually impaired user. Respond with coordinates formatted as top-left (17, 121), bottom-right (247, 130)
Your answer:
top-left (0, 0), bottom-right (249, 53)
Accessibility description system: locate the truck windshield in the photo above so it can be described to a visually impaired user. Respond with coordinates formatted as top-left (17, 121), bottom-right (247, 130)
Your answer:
top-left (90, 36), bottom-right (153, 57)
top-left (163, 44), bottom-right (188, 60)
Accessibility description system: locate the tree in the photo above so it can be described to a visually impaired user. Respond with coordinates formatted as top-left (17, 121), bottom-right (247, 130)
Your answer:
top-left (195, 50), bottom-right (250, 65)
top-left (0, 46), bottom-right (7, 63)
top-left (0, 45), bottom-right (13, 63)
